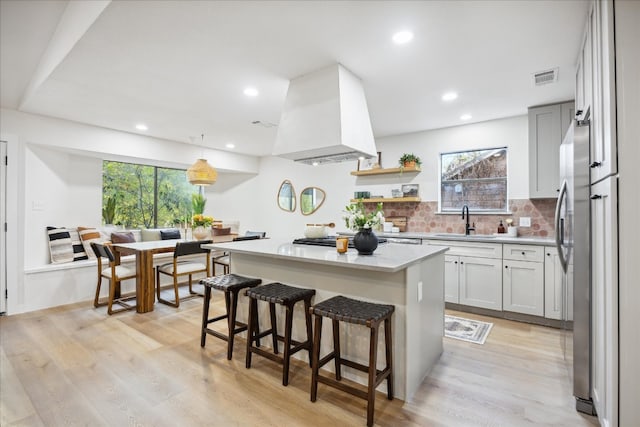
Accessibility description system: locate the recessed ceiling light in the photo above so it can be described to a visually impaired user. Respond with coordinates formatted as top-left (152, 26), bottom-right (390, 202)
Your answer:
top-left (392, 31), bottom-right (414, 45)
top-left (135, 123), bottom-right (148, 131)
top-left (312, 161), bottom-right (319, 166)
top-left (460, 114), bottom-right (472, 121)
top-left (442, 92), bottom-right (458, 102)
top-left (225, 143), bottom-right (235, 149)
top-left (243, 87), bottom-right (259, 97)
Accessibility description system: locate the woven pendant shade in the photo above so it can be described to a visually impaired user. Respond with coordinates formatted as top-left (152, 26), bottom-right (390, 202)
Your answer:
top-left (187, 158), bottom-right (217, 186)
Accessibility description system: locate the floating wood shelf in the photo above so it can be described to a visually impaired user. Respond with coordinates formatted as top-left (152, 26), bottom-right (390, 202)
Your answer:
top-left (350, 166), bottom-right (421, 176)
top-left (349, 197), bottom-right (421, 203)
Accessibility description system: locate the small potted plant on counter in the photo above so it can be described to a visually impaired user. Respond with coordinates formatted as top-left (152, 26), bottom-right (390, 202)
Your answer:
top-left (399, 153), bottom-right (422, 169)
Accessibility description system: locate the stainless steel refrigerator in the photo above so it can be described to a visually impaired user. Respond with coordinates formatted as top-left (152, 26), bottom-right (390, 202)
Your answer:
top-left (555, 118), bottom-right (594, 414)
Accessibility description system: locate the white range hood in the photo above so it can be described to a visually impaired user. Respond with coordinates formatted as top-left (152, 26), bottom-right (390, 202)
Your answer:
top-left (272, 64), bottom-right (378, 165)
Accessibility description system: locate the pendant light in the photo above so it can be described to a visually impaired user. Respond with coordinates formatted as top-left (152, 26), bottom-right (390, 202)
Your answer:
top-left (187, 134), bottom-right (217, 186)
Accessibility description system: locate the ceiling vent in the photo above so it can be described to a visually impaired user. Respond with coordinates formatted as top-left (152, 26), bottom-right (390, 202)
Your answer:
top-left (533, 68), bottom-right (558, 86)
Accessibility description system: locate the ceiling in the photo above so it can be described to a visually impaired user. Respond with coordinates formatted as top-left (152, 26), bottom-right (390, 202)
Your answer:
top-left (1, 0), bottom-right (588, 157)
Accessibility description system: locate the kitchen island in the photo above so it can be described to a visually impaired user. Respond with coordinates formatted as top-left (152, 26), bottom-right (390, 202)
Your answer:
top-left (202, 239), bottom-right (448, 401)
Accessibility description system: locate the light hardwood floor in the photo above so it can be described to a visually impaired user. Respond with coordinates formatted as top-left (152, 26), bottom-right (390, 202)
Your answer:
top-left (1, 295), bottom-right (600, 426)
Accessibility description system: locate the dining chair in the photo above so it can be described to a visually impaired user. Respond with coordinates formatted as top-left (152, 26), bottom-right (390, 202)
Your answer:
top-left (156, 240), bottom-right (212, 307)
top-left (212, 231), bottom-right (266, 275)
top-left (90, 242), bottom-right (137, 315)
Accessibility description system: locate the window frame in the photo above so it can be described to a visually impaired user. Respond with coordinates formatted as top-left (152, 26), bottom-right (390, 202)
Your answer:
top-left (438, 146), bottom-right (509, 214)
top-left (102, 160), bottom-right (194, 229)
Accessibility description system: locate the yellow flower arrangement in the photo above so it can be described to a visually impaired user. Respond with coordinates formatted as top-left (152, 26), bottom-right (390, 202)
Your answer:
top-left (192, 214), bottom-right (214, 227)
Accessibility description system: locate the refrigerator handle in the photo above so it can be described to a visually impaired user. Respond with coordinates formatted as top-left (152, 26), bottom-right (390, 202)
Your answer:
top-left (554, 180), bottom-right (568, 273)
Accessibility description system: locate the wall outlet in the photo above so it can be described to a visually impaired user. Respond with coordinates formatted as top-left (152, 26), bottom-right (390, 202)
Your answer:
top-left (519, 217), bottom-right (531, 227)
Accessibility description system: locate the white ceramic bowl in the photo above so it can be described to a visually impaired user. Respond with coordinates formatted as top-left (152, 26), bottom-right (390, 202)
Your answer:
top-left (304, 225), bottom-right (328, 238)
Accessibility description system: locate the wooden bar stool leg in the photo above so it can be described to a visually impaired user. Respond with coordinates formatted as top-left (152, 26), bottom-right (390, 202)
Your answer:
top-left (310, 315), bottom-right (323, 402)
top-left (304, 297), bottom-right (313, 367)
top-left (227, 289), bottom-right (239, 360)
top-left (246, 298), bottom-right (257, 369)
top-left (332, 319), bottom-right (342, 380)
top-left (200, 286), bottom-right (212, 347)
top-left (282, 303), bottom-right (294, 386)
top-left (269, 302), bottom-right (278, 354)
top-left (385, 317), bottom-right (394, 399)
top-left (366, 323), bottom-right (380, 427)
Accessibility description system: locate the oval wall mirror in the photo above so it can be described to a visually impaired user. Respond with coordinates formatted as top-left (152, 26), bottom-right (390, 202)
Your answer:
top-left (300, 187), bottom-right (326, 215)
top-left (277, 180), bottom-right (296, 212)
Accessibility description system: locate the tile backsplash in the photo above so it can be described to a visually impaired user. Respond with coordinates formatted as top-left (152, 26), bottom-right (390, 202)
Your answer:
top-left (373, 198), bottom-right (556, 237)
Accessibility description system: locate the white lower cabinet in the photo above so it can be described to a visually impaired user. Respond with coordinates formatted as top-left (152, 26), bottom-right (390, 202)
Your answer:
top-left (429, 240), bottom-right (502, 310)
top-left (502, 244), bottom-right (544, 316)
top-left (444, 254), bottom-right (460, 303)
top-left (430, 239), bottom-right (558, 317)
top-left (459, 256), bottom-right (503, 310)
top-left (503, 259), bottom-right (544, 316)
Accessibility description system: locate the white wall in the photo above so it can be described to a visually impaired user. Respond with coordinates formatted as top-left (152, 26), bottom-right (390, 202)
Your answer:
top-left (0, 108), bottom-right (260, 174)
top-left (369, 115), bottom-right (529, 201)
top-left (205, 156), bottom-right (355, 239)
top-left (25, 146), bottom-right (103, 267)
top-left (207, 115), bottom-right (529, 239)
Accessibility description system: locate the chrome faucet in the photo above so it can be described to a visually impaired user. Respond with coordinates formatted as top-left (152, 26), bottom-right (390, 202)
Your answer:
top-left (462, 204), bottom-right (475, 235)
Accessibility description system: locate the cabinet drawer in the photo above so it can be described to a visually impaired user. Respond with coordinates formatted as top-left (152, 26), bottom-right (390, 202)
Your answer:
top-left (428, 240), bottom-right (501, 258)
top-left (503, 244), bottom-right (544, 262)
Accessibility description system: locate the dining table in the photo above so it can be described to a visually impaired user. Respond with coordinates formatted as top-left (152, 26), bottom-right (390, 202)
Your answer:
top-left (112, 234), bottom-right (236, 313)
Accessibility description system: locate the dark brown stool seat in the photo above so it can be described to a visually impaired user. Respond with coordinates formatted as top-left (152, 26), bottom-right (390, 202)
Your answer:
top-left (245, 282), bottom-right (315, 386)
top-left (200, 274), bottom-right (262, 360)
top-left (309, 295), bottom-right (395, 427)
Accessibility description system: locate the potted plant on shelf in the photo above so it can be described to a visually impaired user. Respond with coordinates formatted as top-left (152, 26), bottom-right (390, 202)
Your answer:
top-left (399, 153), bottom-right (422, 169)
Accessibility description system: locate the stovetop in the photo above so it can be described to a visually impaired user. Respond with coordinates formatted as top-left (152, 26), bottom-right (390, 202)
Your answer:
top-left (292, 236), bottom-right (387, 248)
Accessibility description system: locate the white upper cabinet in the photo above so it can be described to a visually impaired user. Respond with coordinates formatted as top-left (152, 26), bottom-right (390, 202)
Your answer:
top-left (578, 0), bottom-right (617, 183)
top-left (528, 101), bottom-right (574, 198)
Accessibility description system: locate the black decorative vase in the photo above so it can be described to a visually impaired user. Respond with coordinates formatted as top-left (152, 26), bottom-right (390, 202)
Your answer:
top-left (353, 228), bottom-right (379, 255)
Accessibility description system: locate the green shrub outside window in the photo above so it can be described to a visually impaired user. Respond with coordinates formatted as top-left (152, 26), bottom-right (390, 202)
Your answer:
top-left (102, 160), bottom-right (194, 228)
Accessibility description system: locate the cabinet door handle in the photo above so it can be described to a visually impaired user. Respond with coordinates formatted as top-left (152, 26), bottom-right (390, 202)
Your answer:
top-left (576, 110), bottom-right (583, 117)
top-left (521, 251), bottom-right (525, 255)
top-left (590, 194), bottom-right (602, 200)
top-left (454, 261), bottom-right (458, 264)
top-left (460, 261), bottom-right (464, 265)
top-left (505, 265), bottom-right (508, 269)
top-left (590, 161), bottom-right (602, 168)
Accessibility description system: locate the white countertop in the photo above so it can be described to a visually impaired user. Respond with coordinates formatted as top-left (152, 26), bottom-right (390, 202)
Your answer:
top-left (202, 239), bottom-right (449, 273)
top-left (339, 231), bottom-right (554, 246)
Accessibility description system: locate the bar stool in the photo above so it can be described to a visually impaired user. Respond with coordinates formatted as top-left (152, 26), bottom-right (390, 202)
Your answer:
top-left (309, 295), bottom-right (394, 427)
top-left (200, 274), bottom-right (262, 359)
top-left (245, 282), bottom-right (315, 386)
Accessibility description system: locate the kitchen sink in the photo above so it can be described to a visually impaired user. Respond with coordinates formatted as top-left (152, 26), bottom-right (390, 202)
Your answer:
top-left (433, 233), bottom-right (496, 239)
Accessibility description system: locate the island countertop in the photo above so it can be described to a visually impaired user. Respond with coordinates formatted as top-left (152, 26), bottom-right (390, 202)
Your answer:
top-left (202, 239), bottom-right (448, 273)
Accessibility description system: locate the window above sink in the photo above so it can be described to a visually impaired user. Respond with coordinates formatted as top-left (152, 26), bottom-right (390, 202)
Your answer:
top-left (439, 147), bottom-right (508, 213)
